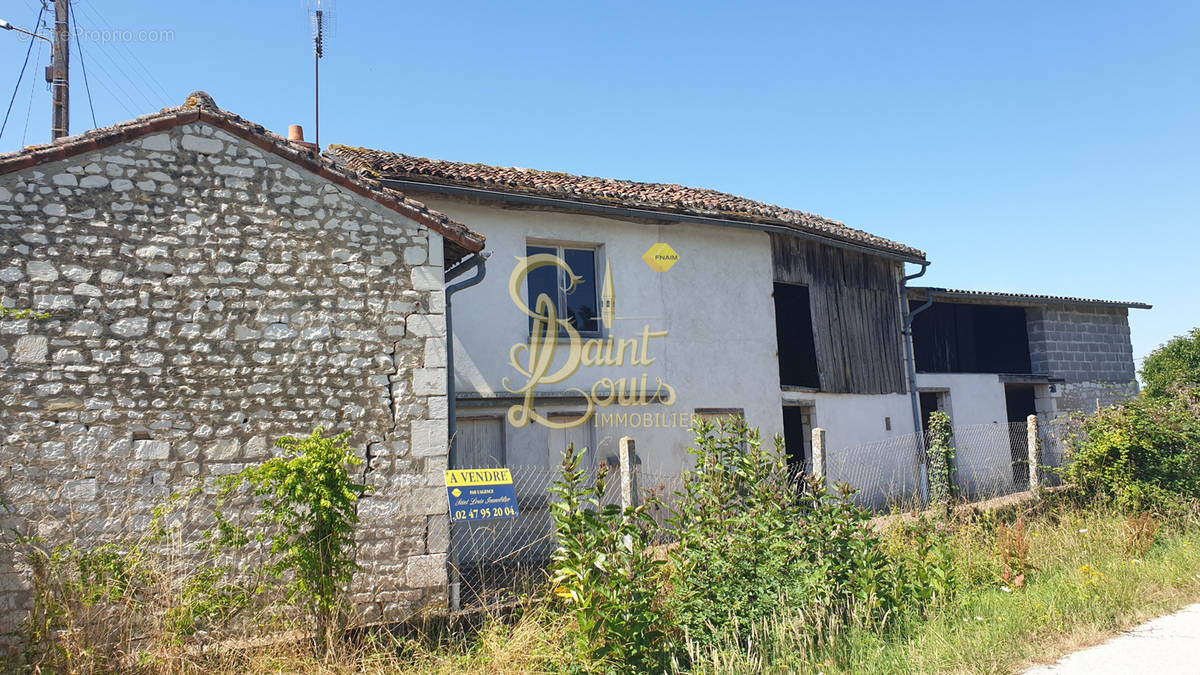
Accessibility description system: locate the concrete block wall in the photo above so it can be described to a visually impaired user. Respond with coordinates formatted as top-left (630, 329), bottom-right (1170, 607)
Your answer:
top-left (0, 122), bottom-right (450, 647)
top-left (1026, 306), bottom-right (1139, 411)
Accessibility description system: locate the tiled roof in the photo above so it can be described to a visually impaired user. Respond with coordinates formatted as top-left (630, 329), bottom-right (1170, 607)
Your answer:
top-left (910, 287), bottom-right (1152, 310)
top-left (0, 92), bottom-right (486, 265)
top-left (326, 145), bottom-right (926, 261)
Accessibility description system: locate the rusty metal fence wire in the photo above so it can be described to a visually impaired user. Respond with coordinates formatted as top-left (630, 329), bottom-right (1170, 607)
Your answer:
top-left (445, 414), bottom-right (1076, 608)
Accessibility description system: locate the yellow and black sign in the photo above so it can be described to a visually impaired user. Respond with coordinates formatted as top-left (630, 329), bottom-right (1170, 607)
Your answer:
top-left (444, 468), bottom-right (520, 522)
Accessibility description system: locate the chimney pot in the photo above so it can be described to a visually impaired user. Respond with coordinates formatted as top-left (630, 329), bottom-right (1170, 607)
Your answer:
top-left (288, 125), bottom-right (305, 142)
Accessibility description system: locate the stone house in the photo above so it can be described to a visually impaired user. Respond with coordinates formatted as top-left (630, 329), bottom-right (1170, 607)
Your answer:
top-left (0, 92), bottom-right (485, 644)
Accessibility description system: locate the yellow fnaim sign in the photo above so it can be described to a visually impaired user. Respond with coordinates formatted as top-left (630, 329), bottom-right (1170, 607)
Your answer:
top-left (642, 243), bottom-right (680, 272)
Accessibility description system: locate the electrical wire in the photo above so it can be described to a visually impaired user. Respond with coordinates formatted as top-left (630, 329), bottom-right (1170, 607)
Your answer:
top-left (21, 34), bottom-right (44, 146)
top-left (74, 0), bottom-right (172, 107)
top-left (76, 48), bottom-right (139, 119)
top-left (70, 0), bottom-right (98, 128)
top-left (0, 2), bottom-right (47, 142)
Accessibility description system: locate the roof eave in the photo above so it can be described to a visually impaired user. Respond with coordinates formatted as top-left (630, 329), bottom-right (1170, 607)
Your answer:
top-left (909, 287), bottom-right (1152, 310)
top-left (0, 102), bottom-right (485, 264)
top-left (377, 176), bottom-right (927, 264)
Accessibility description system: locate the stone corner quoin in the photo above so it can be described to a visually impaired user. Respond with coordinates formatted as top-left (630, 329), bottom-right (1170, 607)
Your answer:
top-left (0, 120), bottom-right (453, 640)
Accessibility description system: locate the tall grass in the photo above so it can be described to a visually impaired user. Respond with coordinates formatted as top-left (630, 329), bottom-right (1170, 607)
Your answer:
top-left (8, 496), bottom-right (1198, 673)
top-left (690, 499), bottom-right (1200, 674)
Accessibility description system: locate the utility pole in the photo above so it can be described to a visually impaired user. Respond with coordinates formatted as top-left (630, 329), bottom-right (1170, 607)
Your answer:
top-left (49, 0), bottom-right (69, 140)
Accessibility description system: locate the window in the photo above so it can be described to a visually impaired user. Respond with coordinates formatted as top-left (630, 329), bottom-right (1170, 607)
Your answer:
top-left (526, 243), bottom-right (600, 335)
top-left (693, 407), bottom-right (745, 423)
top-left (452, 416), bottom-right (505, 469)
top-left (695, 408), bottom-right (748, 449)
top-left (773, 283), bottom-right (820, 388)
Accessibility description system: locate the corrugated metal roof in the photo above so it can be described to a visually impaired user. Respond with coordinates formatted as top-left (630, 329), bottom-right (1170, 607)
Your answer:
top-left (910, 287), bottom-right (1151, 310)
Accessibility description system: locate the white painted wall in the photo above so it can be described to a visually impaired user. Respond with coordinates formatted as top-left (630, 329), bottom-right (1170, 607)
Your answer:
top-left (424, 195), bottom-right (920, 476)
top-left (785, 391), bottom-right (917, 451)
top-left (914, 373), bottom-right (1008, 426)
top-left (914, 373), bottom-right (1018, 497)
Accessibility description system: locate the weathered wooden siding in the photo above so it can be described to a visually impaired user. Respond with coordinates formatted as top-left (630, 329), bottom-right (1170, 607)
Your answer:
top-left (770, 234), bottom-right (907, 394)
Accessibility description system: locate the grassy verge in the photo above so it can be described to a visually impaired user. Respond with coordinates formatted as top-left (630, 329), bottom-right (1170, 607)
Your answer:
top-left (693, 500), bottom-right (1200, 674)
top-left (165, 499), bottom-right (1200, 674)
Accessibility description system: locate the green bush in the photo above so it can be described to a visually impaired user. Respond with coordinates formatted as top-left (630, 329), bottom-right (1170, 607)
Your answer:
top-left (1141, 327), bottom-right (1200, 398)
top-left (666, 417), bottom-right (957, 649)
top-left (547, 443), bottom-right (670, 673)
top-left (1065, 390), bottom-right (1200, 510)
top-left (213, 426), bottom-right (368, 648)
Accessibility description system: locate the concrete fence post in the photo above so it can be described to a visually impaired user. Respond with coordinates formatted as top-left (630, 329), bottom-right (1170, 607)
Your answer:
top-left (1026, 414), bottom-right (1041, 491)
top-left (812, 427), bottom-right (827, 483)
top-left (618, 436), bottom-right (639, 510)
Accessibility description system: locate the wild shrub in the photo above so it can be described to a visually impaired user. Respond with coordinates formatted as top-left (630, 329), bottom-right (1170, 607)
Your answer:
top-left (667, 417), bottom-right (956, 649)
top-left (667, 416), bottom-right (811, 645)
top-left (995, 517), bottom-right (1035, 588)
top-left (547, 443), bottom-right (670, 673)
top-left (1064, 391), bottom-right (1200, 510)
top-left (884, 515), bottom-right (957, 608)
top-left (17, 539), bottom-right (159, 671)
top-left (212, 426), bottom-right (368, 649)
top-left (1123, 512), bottom-right (1160, 556)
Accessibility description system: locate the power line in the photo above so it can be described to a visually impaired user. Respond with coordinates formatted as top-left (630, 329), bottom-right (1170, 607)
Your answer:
top-left (21, 34), bottom-right (45, 146)
top-left (69, 0), bottom-right (97, 128)
top-left (76, 46), bottom-right (140, 119)
top-left (0, 2), bottom-right (47, 142)
top-left (74, 0), bottom-right (172, 107)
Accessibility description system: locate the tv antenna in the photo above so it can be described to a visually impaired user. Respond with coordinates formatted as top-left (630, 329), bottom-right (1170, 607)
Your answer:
top-left (306, 0), bottom-right (334, 147)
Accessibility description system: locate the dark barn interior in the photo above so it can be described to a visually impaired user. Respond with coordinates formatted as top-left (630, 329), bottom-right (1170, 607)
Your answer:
top-left (910, 302), bottom-right (1033, 374)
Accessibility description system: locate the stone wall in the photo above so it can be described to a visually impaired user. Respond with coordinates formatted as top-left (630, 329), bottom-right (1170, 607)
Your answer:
top-left (0, 121), bottom-right (451, 646)
top-left (1026, 306), bottom-right (1139, 411)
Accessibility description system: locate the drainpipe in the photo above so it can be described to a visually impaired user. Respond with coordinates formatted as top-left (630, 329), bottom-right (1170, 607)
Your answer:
top-left (444, 250), bottom-right (490, 463)
top-left (900, 261), bottom-right (933, 500)
top-left (442, 249), bottom-right (489, 612)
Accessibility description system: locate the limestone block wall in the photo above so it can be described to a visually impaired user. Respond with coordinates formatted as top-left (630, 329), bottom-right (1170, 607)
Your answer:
top-left (0, 121), bottom-right (451, 645)
top-left (1026, 306), bottom-right (1139, 411)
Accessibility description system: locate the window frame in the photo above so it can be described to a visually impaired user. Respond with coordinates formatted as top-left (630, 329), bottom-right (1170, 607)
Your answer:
top-left (525, 240), bottom-right (604, 338)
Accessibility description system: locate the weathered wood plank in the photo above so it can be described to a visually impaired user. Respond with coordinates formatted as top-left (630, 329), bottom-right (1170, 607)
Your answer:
top-left (770, 234), bottom-right (906, 395)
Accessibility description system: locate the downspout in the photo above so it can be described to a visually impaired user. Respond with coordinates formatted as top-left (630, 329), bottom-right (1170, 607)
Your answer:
top-left (444, 250), bottom-right (490, 464)
top-left (442, 249), bottom-right (489, 612)
top-left (900, 261), bottom-right (933, 500)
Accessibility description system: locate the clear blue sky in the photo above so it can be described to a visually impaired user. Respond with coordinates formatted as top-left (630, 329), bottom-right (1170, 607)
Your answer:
top-left (2, 1), bottom-right (1196, 369)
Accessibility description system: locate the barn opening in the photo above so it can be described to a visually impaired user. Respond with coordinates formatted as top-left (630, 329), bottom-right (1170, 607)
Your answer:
top-left (781, 403), bottom-right (814, 475)
top-left (918, 390), bottom-right (950, 435)
top-left (774, 283), bottom-right (820, 388)
top-left (910, 302), bottom-right (1033, 374)
top-left (1004, 384), bottom-right (1037, 486)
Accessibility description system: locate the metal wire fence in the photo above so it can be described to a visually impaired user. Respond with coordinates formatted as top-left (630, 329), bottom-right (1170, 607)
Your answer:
top-left (825, 432), bottom-right (926, 511)
top-left (446, 414), bottom-right (1078, 608)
